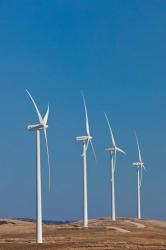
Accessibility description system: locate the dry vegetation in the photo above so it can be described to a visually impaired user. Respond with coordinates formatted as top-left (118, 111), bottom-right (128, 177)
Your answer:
top-left (0, 217), bottom-right (166, 249)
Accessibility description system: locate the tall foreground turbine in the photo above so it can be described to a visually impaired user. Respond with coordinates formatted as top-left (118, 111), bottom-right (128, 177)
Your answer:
top-left (76, 94), bottom-right (96, 228)
top-left (26, 90), bottom-right (50, 243)
top-left (132, 133), bottom-right (145, 219)
top-left (104, 113), bottom-right (126, 221)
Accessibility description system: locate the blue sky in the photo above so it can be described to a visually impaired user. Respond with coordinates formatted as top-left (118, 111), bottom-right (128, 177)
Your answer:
top-left (0, 0), bottom-right (166, 221)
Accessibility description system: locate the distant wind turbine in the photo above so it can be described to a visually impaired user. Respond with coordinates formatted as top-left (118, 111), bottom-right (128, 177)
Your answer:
top-left (104, 113), bottom-right (126, 221)
top-left (76, 93), bottom-right (96, 228)
top-left (26, 90), bottom-right (50, 243)
top-left (132, 133), bottom-right (146, 219)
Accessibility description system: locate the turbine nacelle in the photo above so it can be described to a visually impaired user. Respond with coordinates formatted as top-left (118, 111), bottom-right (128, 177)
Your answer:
top-left (28, 124), bottom-right (48, 131)
top-left (105, 147), bottom-right (116, 152)
top-left (105, 146), bottom-right (126, 155)
top-left (76, 135), bottom-right (92, 142)
top-left (132, 162), bottom-right (144, 167)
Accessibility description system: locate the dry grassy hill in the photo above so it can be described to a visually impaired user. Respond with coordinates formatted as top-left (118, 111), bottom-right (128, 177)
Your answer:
top-left (0, 217), bottom-right (166, 249)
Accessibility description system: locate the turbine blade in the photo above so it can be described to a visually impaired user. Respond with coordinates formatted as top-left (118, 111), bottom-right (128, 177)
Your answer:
top-left (104, 112), bottom-right (116, 147)
top-left (43, 104), bottom-right (49, 125)
top-left (135, 132), bottom-right (142, 163)
top-left (82, 93), bottom-right (90, 136)
top-left (82, 138), bottom-right (89, 158)
top-left (26, 89), bottom-right (43, 124)
top-left (108, 152), bottom-right (113, 182)
top-left (81, 151), bottom-right (85, 157)
top-left (142, 164), bottom-right (147, 172)
top-left (116, 147), bottom-right (126, 155)
top-left (139, 166), bottom-right (143, 188)
top-left (43, 129), bottom-right (51, 192)
top-left (85, 137), bottom-right (90, 151)
top-left (90, 139), bottom-right (97, 161)
top-left (113, 151), bottom-right (117, 173)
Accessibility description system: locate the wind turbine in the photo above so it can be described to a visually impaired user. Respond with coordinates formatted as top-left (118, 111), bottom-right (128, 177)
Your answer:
top-left (26, 90), bottom-right (50, 244)
top-left (104, 113), bottom-right (126, 221)
top-left (76, 93), bottom-right (96, 228)
top-left (132, 133), bottom-right (145, 219)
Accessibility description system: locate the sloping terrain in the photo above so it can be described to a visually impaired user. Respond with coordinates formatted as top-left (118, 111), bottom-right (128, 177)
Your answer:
top-left (0, 217), bottom-right (166, 249)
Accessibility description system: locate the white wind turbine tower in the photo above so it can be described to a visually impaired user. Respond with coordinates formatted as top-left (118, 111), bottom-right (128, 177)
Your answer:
top-left (26, 90), bottom-right (51, 244)
top-left (104, 113), bottom-right (126, 221)
top-left (132, 133), bottom-right (145, 220)
top-left (76, 93), bottom-right (96, 228)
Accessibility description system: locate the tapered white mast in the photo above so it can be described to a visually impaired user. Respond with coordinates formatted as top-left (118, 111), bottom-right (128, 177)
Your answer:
top-left (111, 153), bottom-right (115, 221)
top-left (26, 90), bottom-right (50, 243)
top-left (36, 130), bottom-right (42, 243)
top-left (104, 113), bottom-right (126, 221)
top-left (76, 93), bottom-right (96, 228)
top-left (83, 141), bottom-right (88, 227)
top-left (137, 167), bottom-right (141, 219)
top-left (132, 133), bottom-right (145, 220)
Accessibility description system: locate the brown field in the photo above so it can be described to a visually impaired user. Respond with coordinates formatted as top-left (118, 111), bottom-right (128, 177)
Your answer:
top-left (0, 217), bottom-right (166, 249)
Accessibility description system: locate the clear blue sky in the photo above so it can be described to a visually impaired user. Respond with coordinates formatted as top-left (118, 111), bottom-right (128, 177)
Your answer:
top-left (0, 0), bottom-right (166, 221)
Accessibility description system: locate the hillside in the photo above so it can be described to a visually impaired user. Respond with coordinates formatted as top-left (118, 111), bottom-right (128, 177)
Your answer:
top-left (0, 217), bottom-right (166, 249)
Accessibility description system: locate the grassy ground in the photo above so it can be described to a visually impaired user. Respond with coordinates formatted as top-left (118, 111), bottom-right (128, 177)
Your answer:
top-left (0, 217), bottom-right (166, 249)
